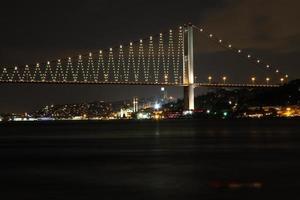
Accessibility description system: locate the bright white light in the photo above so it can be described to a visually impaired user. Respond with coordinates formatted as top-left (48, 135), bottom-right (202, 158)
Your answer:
top-left (161, 87), bottom-right (165, 92)
top-left (183, 110), bottom-right (193, 116)
top-left (154, 103), bottom-right (161, 110)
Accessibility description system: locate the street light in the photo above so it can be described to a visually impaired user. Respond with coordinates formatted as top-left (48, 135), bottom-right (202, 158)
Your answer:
top-left (266, 77), bottom-right (270, 85)
top-left (208, 76), bottom-right (212, 84)
top-left (223, 76), bottom-right (227, 84)
top-left (251, 77), bottom-right (256, 84)
top-left (280, 78), bottom-right (284, 84)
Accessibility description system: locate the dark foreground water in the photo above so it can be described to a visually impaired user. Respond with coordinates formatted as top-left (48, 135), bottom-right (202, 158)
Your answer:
top-left (0, 119), bottom-right (299, 200)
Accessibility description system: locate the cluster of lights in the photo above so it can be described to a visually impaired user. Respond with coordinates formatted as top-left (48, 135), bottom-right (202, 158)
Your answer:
top-left (108, 48), bottom-right (118, 82)
top-left (193, 25), bottom-right (289, 81)
top-left (127, 43), bottom-right (136, 82)
top-left (156, 33), bottom-right (165, 83)
top-left (175, 27), bottom-right (184, 84)
top-left (117, 45), bottom-right (126, 82)
top-left (65, 57), bottom-right (75, 81)
top-left (137, 39), bottom-right (146, 82)
top-left (206, 75), bottom-right (287, 85)
top-left (87, 53), bottom-right (98, 82)
top-left (0, 27), bottom-right (186, 84)
top-left (53, 59), bottom-right (65, 81)
top-left (32, 63), bottom-right (43, 80)
top-left (99, 51), bottom-right (109, 82)
top-left (147, 36), bottom-right (155, 82)
top-left (166, 30), bottom-right (175, 83)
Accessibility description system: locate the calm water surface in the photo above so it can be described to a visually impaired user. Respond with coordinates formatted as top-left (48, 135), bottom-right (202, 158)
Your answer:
top-left (0, 119), bottom-right (299, 200)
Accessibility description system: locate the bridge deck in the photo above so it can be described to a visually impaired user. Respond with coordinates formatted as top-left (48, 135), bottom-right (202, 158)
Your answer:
top-left (0, 80), bottom-right (280, 88)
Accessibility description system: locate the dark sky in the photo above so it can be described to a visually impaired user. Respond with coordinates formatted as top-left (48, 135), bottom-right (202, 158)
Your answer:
top-left (0, 0), bottom-right (299, 113)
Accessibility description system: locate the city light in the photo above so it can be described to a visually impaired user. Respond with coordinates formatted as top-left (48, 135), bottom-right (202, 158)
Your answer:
top-left (161, 87), bottom-right (165, 92)
top-left (266, 77), bottom-right (270, 85)
top-left (208, 76), bottom-right (212, 84)
top-left (223, 76), bottom-right (227, 84)
top-left (251, 77), bottom-right (256, 84)
top-left (154, 103), bottom-right (161, 110)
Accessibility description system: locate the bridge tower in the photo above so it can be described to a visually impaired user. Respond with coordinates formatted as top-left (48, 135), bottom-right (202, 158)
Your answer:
top-left (183, 24), bottom-right (195, 110)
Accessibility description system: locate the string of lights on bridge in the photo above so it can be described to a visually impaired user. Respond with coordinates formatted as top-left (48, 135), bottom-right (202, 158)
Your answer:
top-left (192, 25), bottom-right (289, 84)
top-left (0, 24), bottom-right (287, 86)
top-left (0, 28), bottom-right (184, 84)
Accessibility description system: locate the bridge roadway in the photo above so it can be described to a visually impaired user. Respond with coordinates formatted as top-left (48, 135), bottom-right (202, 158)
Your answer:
top-left (0, 80), bottom-right (280, 88)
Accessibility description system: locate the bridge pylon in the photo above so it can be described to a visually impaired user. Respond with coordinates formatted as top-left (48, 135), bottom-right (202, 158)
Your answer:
top-left (183, 24), bottom-right (195, 111)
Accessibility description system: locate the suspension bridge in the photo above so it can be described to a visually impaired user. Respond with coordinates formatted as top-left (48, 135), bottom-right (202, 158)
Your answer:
top-left (0, 23), bottom-right (288, 110)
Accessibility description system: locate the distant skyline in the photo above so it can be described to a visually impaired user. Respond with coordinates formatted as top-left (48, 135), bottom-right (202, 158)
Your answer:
top-left (0, 0), bottom-right (299, 112)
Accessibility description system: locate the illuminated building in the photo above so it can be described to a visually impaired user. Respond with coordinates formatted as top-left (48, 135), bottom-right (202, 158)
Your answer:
top-left (137, 112), bottom-right (151, 120)
top-left (152, 111), bottom-right (163, 120)
top-left (118, 108), bottom-right (134, 119)
top-left (277, 106), bottom-right (300, 117)
top-left (133, 97), bottom-right (139, 113)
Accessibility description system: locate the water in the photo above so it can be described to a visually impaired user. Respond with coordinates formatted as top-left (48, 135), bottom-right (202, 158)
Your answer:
top-left (0, 119), bottom-right (299, 199)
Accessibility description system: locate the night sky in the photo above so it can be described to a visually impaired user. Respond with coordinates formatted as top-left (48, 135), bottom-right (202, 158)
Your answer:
top-left (0, 0), bottom-right (299, 113)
